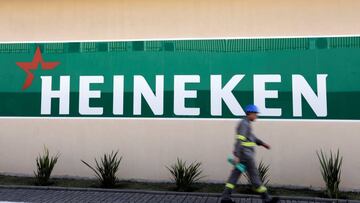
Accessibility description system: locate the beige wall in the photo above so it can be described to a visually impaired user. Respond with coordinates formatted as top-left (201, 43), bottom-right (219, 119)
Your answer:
top-left (0, 0), bottom-right (360, 190)
top-left (1, 0), bottom-right (360, 41)
top-left (0, 119), bottom-right (360, 190)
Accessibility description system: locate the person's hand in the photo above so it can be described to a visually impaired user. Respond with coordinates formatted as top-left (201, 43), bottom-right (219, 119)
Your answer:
top-left (262, 143), bottom-right (271, 150)
top-left (233, 156), bottom-right (240, 164)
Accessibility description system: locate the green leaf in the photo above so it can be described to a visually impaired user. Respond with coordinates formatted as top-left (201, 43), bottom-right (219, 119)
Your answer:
top-left (81, 150), bottom-right (122, 188)
top-left (34, 146), bottom-right (60, 186)
top-left (166, 158), bottom-right (204, 191)
top-left (316, 149), bottom-right (342, 198)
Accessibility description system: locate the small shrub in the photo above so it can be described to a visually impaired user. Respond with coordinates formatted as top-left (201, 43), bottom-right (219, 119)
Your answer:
top-left (317, 149), bottom-right (343, 199)
top-left (245, 160), bottom-right (270, 186)
top-left (81, 151), bottom-right (122, 188)
top-left (34, 146), bottom-right (60, 186)
top-left (166, 158), bottom-right (204, 191)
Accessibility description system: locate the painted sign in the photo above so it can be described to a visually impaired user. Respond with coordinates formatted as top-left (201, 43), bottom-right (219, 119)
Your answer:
top-left (0, 37), bottom-right (359, 119)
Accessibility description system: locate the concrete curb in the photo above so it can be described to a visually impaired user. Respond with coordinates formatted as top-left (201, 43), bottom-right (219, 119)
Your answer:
top-left (0, 185), bottom-right (359, 202)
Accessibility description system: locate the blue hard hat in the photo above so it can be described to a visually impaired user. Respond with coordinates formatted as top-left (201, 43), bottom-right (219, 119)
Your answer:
top-left (245, 104), bottom-right (259, 113)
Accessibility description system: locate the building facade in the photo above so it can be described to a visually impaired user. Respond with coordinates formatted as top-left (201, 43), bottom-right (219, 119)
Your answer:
top-left (0, 0), bottom-right (359, 190)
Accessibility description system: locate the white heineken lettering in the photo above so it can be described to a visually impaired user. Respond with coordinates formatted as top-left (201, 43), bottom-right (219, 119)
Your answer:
top-left (41, 76), bottom-right (70, 115)
top-left (174, 75), bottom-right (200, 116)
top-left (113, 75), bottom-right (124, 115)
top-left (254, 74), bottom-right (282, 116)
top-left (79, 76), bottom-right (104, 115)
top-left (292, 74), bottom-right (328, 117)
top-left (133, 75), bottom-right (164, 115)
top-left (40, 74), bottom-right (328, 117)
top-left (210, 75), bottom-right (245, 116)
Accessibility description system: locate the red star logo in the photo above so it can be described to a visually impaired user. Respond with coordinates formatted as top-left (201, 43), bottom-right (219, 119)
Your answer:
top-left (16, 46), bottom-right (60, 90)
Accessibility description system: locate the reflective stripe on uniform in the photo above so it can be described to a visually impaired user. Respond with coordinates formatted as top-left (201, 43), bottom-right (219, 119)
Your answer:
top-left (237, 135), bottom-right (247, 141)
top-left (241, 142), bottom-right (256, 147)
top-left (225, 183), bottom-right (235, 189)
top-left (254, 185), bottom-right (267, 193)
top-left (237, 135), bottom-right (256, 147)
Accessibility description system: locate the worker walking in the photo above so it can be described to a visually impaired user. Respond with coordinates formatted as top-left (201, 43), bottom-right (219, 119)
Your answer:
top-left (221, 105), bottom-right (279, 203)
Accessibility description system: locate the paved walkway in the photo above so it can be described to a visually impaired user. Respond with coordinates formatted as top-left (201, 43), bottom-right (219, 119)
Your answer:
top-left (0, 186), bottom-right (358, 203)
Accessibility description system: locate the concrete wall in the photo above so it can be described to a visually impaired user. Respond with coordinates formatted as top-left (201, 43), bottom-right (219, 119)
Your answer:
top-left (0, 0), bottom-right (360, 190)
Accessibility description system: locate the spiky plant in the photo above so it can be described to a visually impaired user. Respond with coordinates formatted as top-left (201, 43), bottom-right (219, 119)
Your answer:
top-left (34, 146), bottom-right (60, 186)
top-left (166, 158), bottom-right (204, 191)
top-left (245, 160), bottom-right (270, 186)
top-left (317, 149), bottom-right (343, 199)
top-left (81, 151), bottom-right (122, 188)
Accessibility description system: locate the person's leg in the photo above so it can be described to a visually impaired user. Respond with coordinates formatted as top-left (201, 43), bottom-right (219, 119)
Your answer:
top-left (246, 158), bottom-right (272, 201)
top-left (221, 167), bottom-right (242, 201)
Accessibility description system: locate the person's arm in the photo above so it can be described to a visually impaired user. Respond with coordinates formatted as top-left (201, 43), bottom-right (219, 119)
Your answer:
top-left (233, 140), bottom-right (242, 158)
top-left (233, 121), bottom-right (248, 158)
top-left (255, 137), bottom-right (264, 146)
top-left (255, 137), bottom-right (271, 149)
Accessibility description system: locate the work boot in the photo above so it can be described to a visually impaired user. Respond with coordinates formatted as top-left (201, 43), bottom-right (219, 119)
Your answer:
top-left (221, 199), bottom-right (235, 203)
top-left (264, 197), bottom-right (280, 203)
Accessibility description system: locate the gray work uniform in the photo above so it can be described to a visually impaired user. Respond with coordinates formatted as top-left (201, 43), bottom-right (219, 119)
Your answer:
top-left (221, 118), bottom-right (269, 201)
